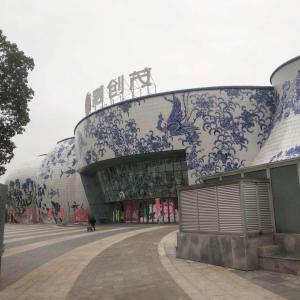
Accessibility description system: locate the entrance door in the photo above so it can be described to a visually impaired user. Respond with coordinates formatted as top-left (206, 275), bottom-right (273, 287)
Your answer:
top-left (124, 201), bottom-right (139, 223)
top-left (271, 164), bottom-right (300, 233)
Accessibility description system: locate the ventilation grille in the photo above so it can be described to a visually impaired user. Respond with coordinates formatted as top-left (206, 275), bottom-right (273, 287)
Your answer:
top-left (180, 190), bottom-right (199, 232)
top-left (218, 184), bottom-right (243, 233)
top-left (198, 186), bottom-right (218, 232)
top-left (179, 180), bottom-right (274, 235)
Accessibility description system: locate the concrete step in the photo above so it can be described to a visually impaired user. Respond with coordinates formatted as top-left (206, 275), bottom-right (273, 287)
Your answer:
top-left (274, 233), bottom-right (300, 253)
top-left (259, 252), bottom-right (300, 275)
top-left (257, 245), bottom-right (280, 257)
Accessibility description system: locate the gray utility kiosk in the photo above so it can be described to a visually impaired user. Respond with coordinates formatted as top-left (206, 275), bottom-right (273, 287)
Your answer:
top-left (176, 179), bottom-right (275, 271)
top-left (0, 184), bottom-right (7, 271)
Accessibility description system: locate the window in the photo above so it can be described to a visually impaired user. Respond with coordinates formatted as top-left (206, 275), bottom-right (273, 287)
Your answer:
top-left (97, 155), bottom-right (188, 202)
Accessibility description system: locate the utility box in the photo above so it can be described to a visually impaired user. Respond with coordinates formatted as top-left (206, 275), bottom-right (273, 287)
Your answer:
top-left (0, 184), bottom-right (7, 271)
top-left (177, 179), bottom-right (275, 270)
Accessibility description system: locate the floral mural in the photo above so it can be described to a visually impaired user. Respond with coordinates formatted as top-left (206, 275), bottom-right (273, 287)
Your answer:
top-left (76, 87), bottom-right (275, 183)
top-left (7, 56), bottom-right (300, 223)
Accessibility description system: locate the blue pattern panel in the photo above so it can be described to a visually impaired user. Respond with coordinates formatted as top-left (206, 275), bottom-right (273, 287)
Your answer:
top-left (270, 145), bottom-right (300, 162)
top-left (7, 178), bottom-right (36, 216)
top-left (258, 66), bottom-right (300, 164)
top-left (273, 70), bottom-right (300, 125)
top-left (36, 138), bottom-right (87, 223)
top-left (39, 138), bottom-right (78, 180)
top-left (76, 88), bottom-right (275, 182)
top-left (7, 177), bottom-right (62, 222)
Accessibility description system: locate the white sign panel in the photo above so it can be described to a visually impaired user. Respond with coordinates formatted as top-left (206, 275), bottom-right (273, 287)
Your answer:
top-left (85, 67), bottom-right (156, 115)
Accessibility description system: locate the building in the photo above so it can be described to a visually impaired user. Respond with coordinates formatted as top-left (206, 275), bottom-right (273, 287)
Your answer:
top-left (5, 55), bottom-right (300, 227)
top-left (6, 138), bottom-right (89, 224)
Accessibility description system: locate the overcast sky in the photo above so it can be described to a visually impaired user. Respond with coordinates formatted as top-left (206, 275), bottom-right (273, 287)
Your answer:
top-left (1, 0), bottom-right (300, 181)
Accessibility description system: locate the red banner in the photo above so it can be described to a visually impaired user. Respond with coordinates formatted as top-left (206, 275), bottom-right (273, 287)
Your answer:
top-left (155, 198), bottom-right (161, 220)
top-left (59, 208), bottom-right (65, 222)
top-left (74, 208), bottom-right (89, 223)
top-left (26, 208), bottom-right (33, 222)
top-left (124, 201), bottom-right (139, 223)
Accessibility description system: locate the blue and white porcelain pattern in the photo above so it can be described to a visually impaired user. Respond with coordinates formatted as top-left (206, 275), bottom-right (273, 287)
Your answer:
top-left (5, 156), bottom-right (44, 223)
top-left (5, 138), bottom-right (89, 224)
top-left (252, 57), bottom-right (300, 165)
top-left (37, 138), bottom-right (89, 224)
top-left (6, 56), bottom-right (300, 223)
top-left (75, 87), bottom-right (275, 184)
top-left (39, 138), bottom-right (77, 181)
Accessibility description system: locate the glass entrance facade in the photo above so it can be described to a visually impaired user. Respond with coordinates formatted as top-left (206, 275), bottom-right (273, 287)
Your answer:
top-left (97, 154), bottom-right (188, 223)
top-left (110, 198), bottom-right (179, 223)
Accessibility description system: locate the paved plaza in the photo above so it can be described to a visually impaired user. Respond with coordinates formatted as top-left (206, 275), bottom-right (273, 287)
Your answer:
top-left (0, 224), bottom-right (299, 299)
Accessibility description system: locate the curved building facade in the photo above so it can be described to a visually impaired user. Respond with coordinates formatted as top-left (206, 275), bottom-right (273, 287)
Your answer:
top-left (253, 57), bottom-right (300, 164)
top-left (75, 87), bottom-right (275, 223)
top-left (6, 155), bottom-right (45, 223)
top-left (5, 55), bottom-right (300, 225)
top-left (5, 138), bottom-right (89, 224)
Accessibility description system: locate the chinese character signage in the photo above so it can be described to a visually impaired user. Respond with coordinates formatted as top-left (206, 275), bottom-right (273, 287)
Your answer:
top-left (85, 67), bottom-right (156, 115)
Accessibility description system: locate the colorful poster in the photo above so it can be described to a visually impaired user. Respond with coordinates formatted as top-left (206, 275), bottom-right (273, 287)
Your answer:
top-left (124, 201), bottom-right (139, 222)
top-left (47, 208), bottom-right (52, 221)
top-left (169, 201), bottom-right (175, 222)
top-left (155, 198), bottom-right (160, 220)
top-left (35, 207), bottom-right (40, 223)
top-left (131, 201), bottom-right (139, 222)
top-left (59, 207), bottom-right (65, 222)
top-left (26, 208), bottom-right (33, 222)
top-left (74, 208), bottom-right (89, 223)
top-left (124, 202), bottom-right (131, 222)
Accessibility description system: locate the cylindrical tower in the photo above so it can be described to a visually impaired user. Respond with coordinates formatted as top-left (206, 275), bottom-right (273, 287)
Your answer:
top-left (37, 137), bottom-right (90, 224)
top-left (253, 56), bottom-right (300, 164)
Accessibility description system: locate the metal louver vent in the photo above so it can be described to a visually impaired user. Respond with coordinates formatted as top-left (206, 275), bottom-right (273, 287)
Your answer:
top-left (244, 181), bottom-right (260, 232)
top-left (179, 179), bottom-right (274, 235)
top-left (198, 186), bottom-right (218, 232)
top-left (180, 190), bottom-right (199, 232)
top-left (217, 184), bottom-right (243, 233)
top-left (257, 183), bottom-right (273, 232)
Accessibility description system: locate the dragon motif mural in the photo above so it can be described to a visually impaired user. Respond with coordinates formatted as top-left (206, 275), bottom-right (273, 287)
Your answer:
top-left (76, 88), bottom-right (275, 183)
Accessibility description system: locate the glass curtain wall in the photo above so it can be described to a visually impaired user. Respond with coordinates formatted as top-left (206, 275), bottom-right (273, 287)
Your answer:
top-left (97, 156), bottom-right (187, 223)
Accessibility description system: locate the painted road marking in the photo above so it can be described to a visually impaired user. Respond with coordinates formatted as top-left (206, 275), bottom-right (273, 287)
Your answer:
top-left (4, 227), bottom-right (81, 238)
top-left (3, 227), bottom-right (128, 258)
top-left (5, 228), bottom-right (85, 244)
top-left (0, 226), bottom-right (165, 299)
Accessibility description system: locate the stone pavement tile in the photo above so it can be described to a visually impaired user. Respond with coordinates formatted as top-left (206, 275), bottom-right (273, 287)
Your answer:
top-left (158, 231), bottom-right (284, 300)
top-left (210, 296), bottom-right (240, 300)
top-left (1, 229), bottom-right (134, 290)
top-left (67, 226), bottom-right (189, 300)
top-left (233, 268), bottom-right (300, 300)
top-left (0, 226), bottom-right (166, 300)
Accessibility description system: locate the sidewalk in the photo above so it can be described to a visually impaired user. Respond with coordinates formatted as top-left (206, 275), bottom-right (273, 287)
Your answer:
top-left (158, 231), bottom-right (300, 300)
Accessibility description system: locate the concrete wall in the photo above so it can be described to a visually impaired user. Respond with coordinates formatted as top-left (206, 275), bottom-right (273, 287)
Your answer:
top-left (0, 184), bottom-right (7, 270)
top-left (176, 232), bottom-right (273, 271)
top-left (274, 233), bottom-right (300, 254)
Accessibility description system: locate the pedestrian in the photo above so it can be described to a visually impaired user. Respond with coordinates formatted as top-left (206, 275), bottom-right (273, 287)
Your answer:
top-left (89, 216), bottom-right (96, 231)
